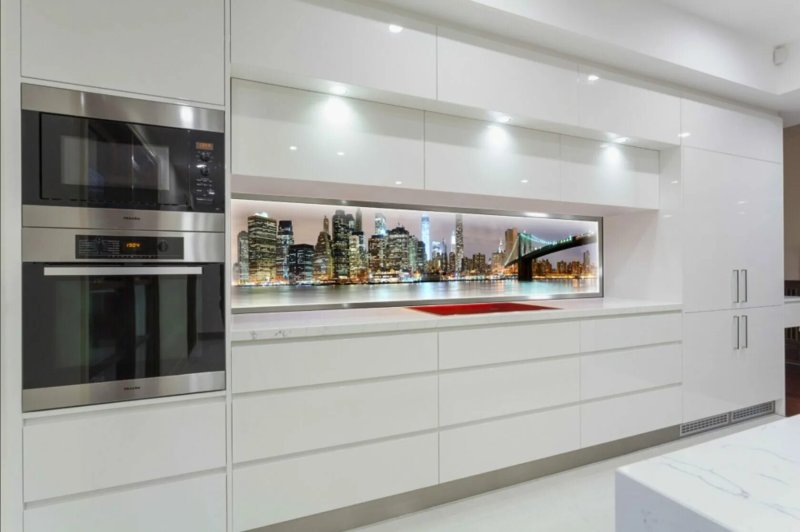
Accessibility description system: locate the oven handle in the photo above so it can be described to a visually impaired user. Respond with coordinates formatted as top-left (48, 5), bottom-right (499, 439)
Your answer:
top-left (43, 266), bottom-right (204, 277)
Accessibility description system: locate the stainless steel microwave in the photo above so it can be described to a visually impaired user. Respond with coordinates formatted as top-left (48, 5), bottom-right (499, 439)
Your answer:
top-left (21, 84), bottom-right (225, 232)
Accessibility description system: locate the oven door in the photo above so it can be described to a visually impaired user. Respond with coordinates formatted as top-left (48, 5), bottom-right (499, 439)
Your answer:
top-left (22, 263), bottom-right (225, 411)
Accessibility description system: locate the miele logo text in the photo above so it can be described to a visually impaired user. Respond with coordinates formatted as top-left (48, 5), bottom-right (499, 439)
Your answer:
top-left (123, 216), bottom-right (141, 221)
top-left (123, 386), bottom-right (142, 391)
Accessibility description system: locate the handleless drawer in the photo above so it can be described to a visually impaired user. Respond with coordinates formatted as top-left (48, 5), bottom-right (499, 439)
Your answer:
top-left (233, 331), bottom-right (437, 393)
top-left (580, 312), bottom-right (681, 353)
top-left (233, 375), bottom-right (438, 463)
top-left (439, 321), bottom-right (580, 369)
top-left (24, 398), bottom-right (225, 502)
top-left (580, 343), bottom-right (682, 400)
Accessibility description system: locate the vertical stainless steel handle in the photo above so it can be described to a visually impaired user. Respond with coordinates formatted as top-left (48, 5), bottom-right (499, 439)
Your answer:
top-left (741, 269), bottom-right (748, 303)
top-left (741, 314), bottom-right (748, 349)
top-left (733, 315), bottom-right (740, 350)
top-left (733, 269), bottom-right (740, 303)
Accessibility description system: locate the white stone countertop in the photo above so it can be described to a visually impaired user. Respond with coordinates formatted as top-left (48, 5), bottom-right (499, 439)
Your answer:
top-left (230, 297), bottom-right (681, 342)
top-left (617, 416), bottom-right (800, 532)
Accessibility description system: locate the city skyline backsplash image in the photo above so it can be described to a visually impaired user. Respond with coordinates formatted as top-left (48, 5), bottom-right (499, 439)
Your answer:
top-left (231, 200), bottom-right (601, 291)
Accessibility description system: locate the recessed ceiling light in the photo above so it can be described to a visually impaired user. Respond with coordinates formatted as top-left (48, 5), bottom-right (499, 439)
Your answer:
top-left (520, 179), bottom-right (529, 183)
top-left (289, 145), bottom-right (298, 151)
top-left (389, 24), bottom-right (403, 33)
top-left (337, 151), bottom-right (345, 156)
top-left (395, 180), bottom-right (403, 185)
top-left (670, 180), bottom-right (679, 184)
top-left (525, 212), bottom-right (548, 218)
top-left (614, 137), bottom-right (629, 143)
top-left (678, 132), bottom-right (691, 138)
top-left (587, 74), bottom-right (600, 82)
top-left (497, 115), bottom-right (511, 123)
top-left (330, 85), bottom-right (347, 95)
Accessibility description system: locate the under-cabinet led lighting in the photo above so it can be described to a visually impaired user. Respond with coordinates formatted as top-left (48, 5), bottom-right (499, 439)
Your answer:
top-left (330, 85), bottom-right (347, 95)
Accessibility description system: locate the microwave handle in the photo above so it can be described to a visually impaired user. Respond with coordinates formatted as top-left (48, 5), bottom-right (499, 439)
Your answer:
top-left (43, 266), bottom-right (203, 277)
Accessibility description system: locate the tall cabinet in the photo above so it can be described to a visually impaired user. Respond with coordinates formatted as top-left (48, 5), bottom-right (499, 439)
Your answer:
top-left (681, 100), bottom-right (785, 422)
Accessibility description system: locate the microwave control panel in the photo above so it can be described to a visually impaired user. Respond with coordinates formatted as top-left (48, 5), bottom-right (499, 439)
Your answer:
top-left (75, 235), bottom-right (184, 260)
top-left (193, 140), bottom-right (219, 207)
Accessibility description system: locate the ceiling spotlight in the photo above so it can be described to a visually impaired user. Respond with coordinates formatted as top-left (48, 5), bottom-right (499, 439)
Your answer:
top-left (337, 151), bottom-right (345, 156)
top-left (587, 74), bottom-right (600, 82)
top-left (389, 24), bottom-right (403, 33)
top-left (497, 115), bottom-right (511, 123)
top-left (395, 180), bottom-right (403, 185)
top-left (330, 85), bottom-right (347, 95)
top-left (289, 145), bottom-right (298, 151)
top-left (520, 179), bottom-right (529, 184)
top-left (678, 132), bottom-right (691, 138)
top-left (614, 137), bottom-right (629, 143)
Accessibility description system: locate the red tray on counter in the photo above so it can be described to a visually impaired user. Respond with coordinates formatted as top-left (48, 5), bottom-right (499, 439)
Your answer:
top-left (408, 302), bottom-right (558, 316)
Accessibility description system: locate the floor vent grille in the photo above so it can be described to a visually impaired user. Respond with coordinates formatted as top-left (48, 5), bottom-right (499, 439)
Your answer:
top-left (731, 401), bottom-right (775, 423)
top-left (680, 413), bottom-right (730, 437)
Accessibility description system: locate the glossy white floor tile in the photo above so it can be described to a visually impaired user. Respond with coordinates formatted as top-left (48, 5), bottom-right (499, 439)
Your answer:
top-left (355, 415), bottom-right (782, 532)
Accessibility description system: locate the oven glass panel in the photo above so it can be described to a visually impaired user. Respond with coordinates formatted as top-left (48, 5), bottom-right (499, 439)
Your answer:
top-left (22, 264), bottom-right (225, 390)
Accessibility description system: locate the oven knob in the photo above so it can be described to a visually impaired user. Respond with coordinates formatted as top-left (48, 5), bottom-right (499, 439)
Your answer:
top-left (157, 240), bottom-right (169, 253)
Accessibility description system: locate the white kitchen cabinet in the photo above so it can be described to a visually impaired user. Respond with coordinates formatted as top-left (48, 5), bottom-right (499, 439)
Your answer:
top-left (233, 375), bottom-right (437, 462)
top-left (232, 80), bottom-right (424, 188)
top-left (233, 433), bottom-right (438, 531)
top-left (577, 68), bottom-right (681, 145)
top-left (682, 148), bottom-right (783, 313)
top-left (437, 28), bottom-right (579, 127)
top-left (424, 112), bottom-right (561, 200)
top-left (580, 312), bottom-right (682, 353)
top-left (24, 398), bottom-right (225, 502)
top-left (21, 0), bottom-right (224, 104)
top-left (231, 0), bottom-right (436, 99)
top-left (580, 344), bottom-right (682, 401)
top-left (683, 306), bottom-right (784, 422)
top-left (560, 135), bottom-right (660, 209)
top-left (24, 473), bottom-right (225, 532)
top-left (681, 99), bottom-right (783, 163)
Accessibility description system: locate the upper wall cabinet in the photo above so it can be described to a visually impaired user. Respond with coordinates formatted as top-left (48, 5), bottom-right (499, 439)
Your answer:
top-left (577, 68), bottom-right (681, 146)
top-left (231, 0), bottom-right (436, 99)
top-left (681, 99), bottom-right (783, 163)
top-left (437, 29), bottom-right (579, 127)
top-left (21, 0), bottom-right (224, 105)
top-left (560, 136), bottom-right (660, 209)
top-left (232, 80), bottom-right (424, 188)
top-left (424, 112), bottom-right (561, 201)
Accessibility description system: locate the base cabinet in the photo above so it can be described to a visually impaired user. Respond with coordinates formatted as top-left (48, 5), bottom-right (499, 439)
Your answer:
top-left (683, 306), bottom-right (784, 422)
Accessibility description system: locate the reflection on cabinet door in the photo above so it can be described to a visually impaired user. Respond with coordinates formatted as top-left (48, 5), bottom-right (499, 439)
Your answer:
top-left (683, 306), bottom-right (783, 422)
top-left (682, 148), bottom-right (783, 312)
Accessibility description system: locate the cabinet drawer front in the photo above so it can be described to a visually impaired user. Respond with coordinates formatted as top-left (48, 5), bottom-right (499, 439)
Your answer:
top-left (233, 332), bottom-right (437, 393)
top-left (439, 321), bottom-right (580, 369)
top-left (232, 80), bottom-right (424, 188)
top-left (580, 313), bottom-right (681, 353)
top-left (440, 358), bottom-right (579, 426)
top-left (580, 387), bottom-right (681, 448)
top-left (233, 433), bottom-right (438, 531)
top-left (439, 406), bottom-right (580, 482)
top-left (25, 473), bottom-right (225, 532)
top-left (581, 344), bottom-right (682, 400)
top-left (233, 376), bottom-right (437, 463)
top-left (24, 399), bottom-right (225, 502)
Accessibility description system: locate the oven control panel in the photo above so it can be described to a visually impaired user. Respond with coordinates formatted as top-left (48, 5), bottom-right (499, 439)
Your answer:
top-left (193, 140), bottom-right (219, 207)
top-left (75, 235), bottom-right (184, 260)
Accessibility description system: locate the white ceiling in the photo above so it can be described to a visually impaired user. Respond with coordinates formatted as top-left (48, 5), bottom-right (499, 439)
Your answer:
top-left (657, 0), bottom-right (800, 46)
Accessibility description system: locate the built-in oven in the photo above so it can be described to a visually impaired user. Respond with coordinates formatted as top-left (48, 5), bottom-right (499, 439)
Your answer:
top-left (21, 83), bottom-right (225, 233)
top-left (22, 228), bottom-right (226, 412)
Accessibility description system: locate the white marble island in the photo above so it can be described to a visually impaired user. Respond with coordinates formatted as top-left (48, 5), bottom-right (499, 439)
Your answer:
top-left (617, 416), bottom-right (800, 531)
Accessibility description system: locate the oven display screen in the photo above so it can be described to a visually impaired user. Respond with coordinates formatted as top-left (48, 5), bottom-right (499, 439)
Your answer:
top-left (75, 235), bottom-right (184, 259)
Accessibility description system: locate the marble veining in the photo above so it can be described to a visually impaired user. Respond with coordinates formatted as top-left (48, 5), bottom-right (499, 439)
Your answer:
top-left (617, 416), bottom-right (800, 531)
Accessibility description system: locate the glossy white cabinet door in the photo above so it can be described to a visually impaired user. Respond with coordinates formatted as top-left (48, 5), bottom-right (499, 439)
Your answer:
top-left (21, 0), bottom-right (224, 104)
top-left (577, 69), bottom-right (680, 145)
top-left (681, 99), bottom-right (783, 163)
top-left (437, 28), bottom-right (579, 127)
top-left (424, 112), bottom-right (560, 200)
top-left (560, 136), bottom-right (659, 209)
top-left (682, 148), bottom-right (783, 312)
top-left (683, 307), bottom-right (783, 422)
top-left (231, 0), bottom-right (436, 99)
top-left (232, 80), bottom-right (424, 188)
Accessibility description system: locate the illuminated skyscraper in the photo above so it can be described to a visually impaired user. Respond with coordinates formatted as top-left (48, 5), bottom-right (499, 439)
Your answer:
top-left (313, 228), bottom-right (333, 281)
top-left (583, 250), bottom-right (591, 268)
top-left (374, 213), bottom-right (387, 237)
top-left (355, 208), bottom-right (363, 233)
top-left (323, 215), bottom-right (330, 235)
top-left (332, 210), bottom-right (351, 280)
top-left (455, 214), bottom-right (464, 274)
top-left (237, 230), bottom-right (249, 283)
top-left (276, 220), bottom-right (294, 280)
top-left (420, 214), bottom-right (430, 261)
top-left (415, 239), bottom-right (426, 273)
top-left (368, 235), bottom-right (386, 273)
top-left (348, 232), bottom-right (366, 281)
top-left (287, 244), bottom-right (314, 283)
top-left (504, 228), bottom-right (519, 262)
top-left (387, 226), bottom-right (411, 273)
top-left (248, 213), bottom-right (277, 283)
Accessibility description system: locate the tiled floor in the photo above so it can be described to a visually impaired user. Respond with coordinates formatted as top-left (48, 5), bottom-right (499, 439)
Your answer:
top-left (355, 414), bottom-right (782, 532)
